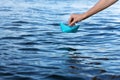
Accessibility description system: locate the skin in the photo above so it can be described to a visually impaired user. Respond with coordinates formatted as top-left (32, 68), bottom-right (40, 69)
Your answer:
top-left (68, 0), bottom-right (118, 26)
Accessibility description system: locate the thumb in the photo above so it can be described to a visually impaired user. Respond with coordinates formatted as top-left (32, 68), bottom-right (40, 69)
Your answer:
top-left (68, 17), bottom-right (73, 25)
top-left (69, 20), bottom-right (76, 26)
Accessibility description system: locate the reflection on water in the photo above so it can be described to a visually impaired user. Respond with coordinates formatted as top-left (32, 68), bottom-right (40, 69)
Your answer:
top-left (0, 0), bottom-right (120, 80)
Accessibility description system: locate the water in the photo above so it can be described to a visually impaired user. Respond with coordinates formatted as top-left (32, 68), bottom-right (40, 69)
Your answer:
top-left (0, 0), bottom-right (120, 80)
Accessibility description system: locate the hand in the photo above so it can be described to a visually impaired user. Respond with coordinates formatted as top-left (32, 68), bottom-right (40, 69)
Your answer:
top-left (68, 0), bottom-right (118, 26)
top-left (68, 14), bottom-right (86, 26)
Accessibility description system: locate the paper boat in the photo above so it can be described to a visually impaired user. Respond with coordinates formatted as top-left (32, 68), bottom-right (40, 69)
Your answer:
top-left (60, 23), bottom-right (79, 33)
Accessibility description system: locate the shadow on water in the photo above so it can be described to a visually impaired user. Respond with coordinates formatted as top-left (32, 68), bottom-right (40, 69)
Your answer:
top-left (53, 45), bottom-right (120, 80)
top-left (43, 46), bottom-right (107, 80)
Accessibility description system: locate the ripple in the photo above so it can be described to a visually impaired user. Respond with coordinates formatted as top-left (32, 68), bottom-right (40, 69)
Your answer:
top-left (15, 42), bottom-right (39, 45)
top-left (85, 33), bottom-right (116, 37)
top-left (0, 7), bottom-right (12, 12)
top-left (86, 62), bottom-right (101, 65)
top-left (57, 47), bottom-right (77, 51)
top-left (50, 13), bottom-right (69, 15)
top-left (46, 74), bottom-right (85, 80)
top-left (3, 27), bottom-right (23, 31)
top-left (7, 75), bottom-right (35, 80)
top-left (0, 37), bottom-right (24, 40)
top-left (20, 34), bottom-right (36, 37)
top-left (84, 27), bottom-right (118, 31)
top-left (47, 23), bottom-right (59, 26)
top-left (16, 71), bottom-right (38, 75)
top-left (18, 48), bottom-right (40, 51)
top-left (3, 23), bottom-right (22, 26)
top-left (12, 21), bottom-right (29, 24)
top-left (0, 72), bottom-right (14, 76)
top-left (39, 66), bottom-right (60, 70)
top-left (11, 20), bottom-right (43, 26)
top-left (92, 73), bottom-right (120, 80)
top-left (93, 58), bottom-right (109, 60)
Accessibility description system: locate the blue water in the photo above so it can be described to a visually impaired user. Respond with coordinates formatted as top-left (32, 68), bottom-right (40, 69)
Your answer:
top-left (0, 0), bottom-right (120, 80)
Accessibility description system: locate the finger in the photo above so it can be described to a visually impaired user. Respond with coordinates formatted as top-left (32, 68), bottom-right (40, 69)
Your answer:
top-left (68, 17), bottom-right (73, 25)
top-left (69, 20), bottom-right (76, 26)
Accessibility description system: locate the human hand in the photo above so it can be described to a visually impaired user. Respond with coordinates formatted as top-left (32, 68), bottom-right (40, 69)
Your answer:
top-left (68, 14), bottom-right (86, 26)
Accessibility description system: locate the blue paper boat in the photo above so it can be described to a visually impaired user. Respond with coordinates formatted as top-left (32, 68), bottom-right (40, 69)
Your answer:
top-left (60, 23), bottom-right (79, 33)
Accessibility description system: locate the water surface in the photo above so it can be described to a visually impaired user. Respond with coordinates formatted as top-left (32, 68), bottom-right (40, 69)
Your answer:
top-left (0, 0), bottom-right (120, 80)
